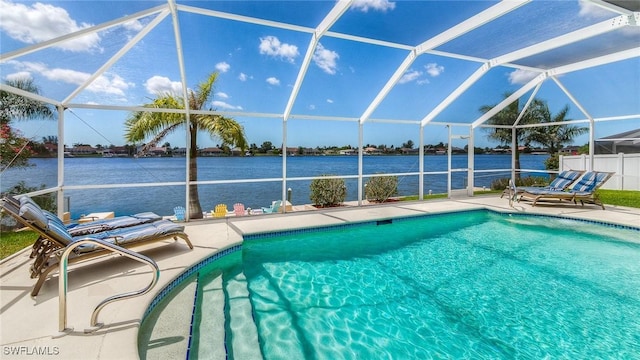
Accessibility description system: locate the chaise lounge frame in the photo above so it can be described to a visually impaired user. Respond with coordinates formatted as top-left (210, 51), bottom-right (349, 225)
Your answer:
top-left (518, 171), bottom-right (614, 210)
top-left (1, 196), bottom-right (193, 296)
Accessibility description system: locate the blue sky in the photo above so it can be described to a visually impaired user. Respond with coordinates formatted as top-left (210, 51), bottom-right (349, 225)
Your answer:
top-left (1, 0), bottom-right (638, 150)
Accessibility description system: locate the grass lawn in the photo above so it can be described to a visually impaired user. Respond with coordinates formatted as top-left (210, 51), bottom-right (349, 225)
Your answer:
top-left (1, 230), bottom-right (37, 260)
top-left (596, 190), bottom-right (640, 208)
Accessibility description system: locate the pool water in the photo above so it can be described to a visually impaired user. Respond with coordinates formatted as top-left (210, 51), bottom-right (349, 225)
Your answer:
top-left (190, 211), bottom-right (640, 359)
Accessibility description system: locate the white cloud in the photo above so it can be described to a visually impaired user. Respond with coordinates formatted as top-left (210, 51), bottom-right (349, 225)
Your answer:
top-left (313, 43), bottom-right (339, 75)
top-left (266, 77), bottom-right (280, 86)
top-left (0, 0), bottom-right (101, 52)
top-left (123, 19), bottom-right (144, 32)
top-left (508, 69), bottom-right (539, 85)
top-left (8, 60), bottom-right (132, 95)
top-left (326, 99), bottom-right (334, 104)
top-left (4, 71), bottom-right (32, 82)
top-left (352, 0), bottom-right (396, 12)
top-left (238, 73), bottom-right (249, 81)
top-left (145, 75), bottom-right (183, 94)
top-left (212, 100), bottom-right (243, 110)
top-left (259, 36), bottom-right (299, 63)
top-left (399, 69), bottom-right (422, 84)
top-left (216, 92), bottom-right (229, 99)
top-left (215, 62), bottom-right (230, 73)
top-left (87, 73), bottom-right (134, 96)
top-left (578, 0), bottom-right (614, 18)
top-left (425, 63), bottom-right (444, 77)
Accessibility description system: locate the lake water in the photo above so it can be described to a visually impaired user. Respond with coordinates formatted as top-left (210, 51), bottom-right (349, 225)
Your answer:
top-left (1, 154), bottom-right (547, 218)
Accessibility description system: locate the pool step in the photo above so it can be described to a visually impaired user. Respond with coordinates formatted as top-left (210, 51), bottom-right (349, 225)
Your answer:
top-left (224, 271), bottom-right (263, 360)
top-left (189, 271), bottom-right (226, 360)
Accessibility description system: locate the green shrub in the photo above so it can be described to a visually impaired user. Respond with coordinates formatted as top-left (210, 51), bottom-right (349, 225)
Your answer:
top-left (545, 153), bottom-right (559, 170)
top-left (365, 175), bottom-right (398, 202)
top-left (490, 176), bottom-right (548, 190)
top-left (310, 175), bottom-right (346, 207)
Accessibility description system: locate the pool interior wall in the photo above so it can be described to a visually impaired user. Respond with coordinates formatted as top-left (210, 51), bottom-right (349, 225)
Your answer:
top-left (138, 209), bottom-right (640, 359)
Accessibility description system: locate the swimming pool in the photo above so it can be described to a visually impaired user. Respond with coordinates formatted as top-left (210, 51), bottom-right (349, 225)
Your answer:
top-left (140, 210), bottom-right (640, 359)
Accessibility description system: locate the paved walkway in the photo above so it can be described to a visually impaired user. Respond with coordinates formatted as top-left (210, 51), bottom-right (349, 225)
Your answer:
top-left (1, 196), bottom-right (638, 359)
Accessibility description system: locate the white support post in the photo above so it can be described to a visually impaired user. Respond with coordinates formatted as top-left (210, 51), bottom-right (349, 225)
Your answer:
top-left (512, 127), bottom-right (517, 181)
top-left (447, 125), bottom-right (452, 198)
top-left (419, 124), bottom-right (424, 200)
top-left (358, 123), bottom-right (364, 205)
top-left (467, 126), bottom-right (474, 196)
top-left (57, 106), bottom-right (65, 219)
top-left (168, 0), bottom-right (192, 220)
top-left (589, 122), bottom-right (595, 171)
top-left (282, 118), bottom-right (288, 212)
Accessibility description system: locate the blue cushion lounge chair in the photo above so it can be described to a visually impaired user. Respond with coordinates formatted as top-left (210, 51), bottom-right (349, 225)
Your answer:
top-left (518, 171), bottom-right (614, 209)
top-left (66, 212), bottom-right (162, 235)
top-left (1, 196), bottom-right (193, 296)
top-left (4, 195), bottom-right (162, 236)
top-left (261, 200), bottom-right (282, 214)
top-left (501, 169), bottom-right (585, 198)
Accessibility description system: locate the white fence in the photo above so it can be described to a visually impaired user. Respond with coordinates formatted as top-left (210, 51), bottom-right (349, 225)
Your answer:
top-left (560, 153), bottom-right (640, 191)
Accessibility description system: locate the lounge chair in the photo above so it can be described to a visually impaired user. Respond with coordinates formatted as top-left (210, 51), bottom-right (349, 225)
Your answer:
top-left (519, 171), bottom-right (614, 209)
top-left (1, 196), bottom-right (193, 296)
top-left (501, 169), bottom-right (585, 198)
top-left (233, 203), bottom-right (245, 216)
top-left (213, 204), bottom-right (228, 218)
top-left (261, 200), bottom-right (282, 214)
top-left (66, 212), bottom-right (161, 235)
top-left (3, 195), bottom-right (162, 237)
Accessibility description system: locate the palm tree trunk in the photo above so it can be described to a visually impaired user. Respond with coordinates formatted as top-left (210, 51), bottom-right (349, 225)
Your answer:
top-left (188, 125), bottom-right (203, 219)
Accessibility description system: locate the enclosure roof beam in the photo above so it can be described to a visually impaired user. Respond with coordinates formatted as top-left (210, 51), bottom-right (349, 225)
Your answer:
top-left (588, 0), bottom-right (637, 15)
top-left (491, 14), bottom-right (633, 66)
top-left (550, 76), bottom-right (594, 121)
top-left (283, 0), bottom-right (352, 122)
top-left (177, 4), bottom-right (313, 33)
top-left (420, 63), bottom-right (492, 127)
top-left (0, 5), bottom-right (168, 62)
top-left (415, 0), bottom-right (530, 54)
top-left (471, 73), bottom-right (547, 129)
top-left (550, 47), bottom-right (639, 75)
top-left (0, 83), bottom-right (60, 106)
top-left (512, 83), bottom-right (542, 127)
top-left (62, 10), bottom-right (170, 105)
top-left (360, 0), bottom-right (529, 125)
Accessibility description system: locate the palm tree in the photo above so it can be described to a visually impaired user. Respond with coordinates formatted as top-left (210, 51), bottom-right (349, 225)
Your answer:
top-left (1, 77), bottom-right (55, 170)
top-left (0, 77), bottom-right (54, 125)
top-left (125, 72), bottom-right (247, 219)
top-left (479, 92), bottom-right (545, 176)
top-left (528, 104), bottom-right (588, 155)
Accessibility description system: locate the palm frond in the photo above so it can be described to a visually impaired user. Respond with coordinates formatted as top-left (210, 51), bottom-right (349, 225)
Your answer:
top-left (197, 114), bottom-right (248, 151)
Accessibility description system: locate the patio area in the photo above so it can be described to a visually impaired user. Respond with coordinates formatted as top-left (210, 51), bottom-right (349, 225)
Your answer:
top-left (1, 195), bottom-right (639, 359)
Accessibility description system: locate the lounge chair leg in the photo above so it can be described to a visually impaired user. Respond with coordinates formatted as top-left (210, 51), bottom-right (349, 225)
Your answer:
top-left (177, 234), bottom-right (194, 249)
top-left (31, 264), bottom-right (58, 296)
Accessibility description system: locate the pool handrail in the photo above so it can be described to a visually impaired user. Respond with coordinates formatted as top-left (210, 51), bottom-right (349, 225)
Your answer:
top-left (57, 238), bottom-right (160, 335)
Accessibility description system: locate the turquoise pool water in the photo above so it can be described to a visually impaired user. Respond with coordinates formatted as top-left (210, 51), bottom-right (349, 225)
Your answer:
top-left (154, 211), bottom-right (640, 359)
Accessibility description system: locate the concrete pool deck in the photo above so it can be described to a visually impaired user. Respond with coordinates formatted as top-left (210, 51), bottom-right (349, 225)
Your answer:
top-left (1, 195), bottom-right (639, 359)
